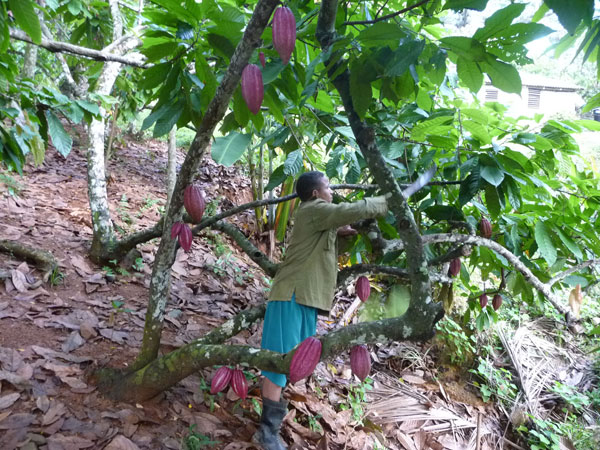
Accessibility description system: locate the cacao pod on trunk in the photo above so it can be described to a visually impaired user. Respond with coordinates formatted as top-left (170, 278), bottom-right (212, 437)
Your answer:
top-left (170, 221), bottom-right (183, 239)
top-left (355, 276), bottom-right (370, 302)
top-left (259, 51), bottom-right (266, 68)
top-left (231, 369), bottom-right (248, 400)
top-left (492, 294), bottom-right (503, 311)
top-left (449, 258), bottom-right (461, 277)
top-left (350, 345), bottom-right (371, 382)
top-left (479, 293), bottom-right (488, 308)
top-left (179, 223), bottom-right (193, 252)
top-left (184, 184), bottom-right (206, 223)
top-left (289, 336), bottom-right (321, 383)
top-left (272, 6), bottom-right (296, 65)
top-left (241, 64), bottom-right (263, 115)
top-left (210, 366), bottom-right (233, 394)
top-left (479, 217), bottom-right (492, 239)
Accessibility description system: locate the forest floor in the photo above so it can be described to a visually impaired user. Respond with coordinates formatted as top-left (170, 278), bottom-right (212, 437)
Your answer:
top-left (0, 132), bottom-right (594, 450)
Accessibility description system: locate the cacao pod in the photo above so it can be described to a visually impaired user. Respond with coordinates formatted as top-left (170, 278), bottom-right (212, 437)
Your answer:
top-left (179, 223), bottom-right (193, 252)
top-left (184, 184), bottom-right (206, 223)
top-left (350, 345), bottom-right (371, 382)
top-left (492, 294), bottom-right (502, 311)
top-left (241, 64), bottom-right (264, 115)
top-left (272, 6), bottom-right (296, 65)
top-left (479, 217), bottom-right (492, 239)
top-left (210, 366), bottom-right (233, 394)
top-left (479, 293), bottom-right (488, 308)
top-left (231, 369), bottom-right (248, 400)
top-left (355, 276), bottom-right (370, 302)
top-left (448, 258), bottom-right (461, 277)
top-left (170, 221), bottom-right (183, 239)
top-left (289, 336), bottom-right (322, 384)
top-left (259, 51), bottom-right (266, 68)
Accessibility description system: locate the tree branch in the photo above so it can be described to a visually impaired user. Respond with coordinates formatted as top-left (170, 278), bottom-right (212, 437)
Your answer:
top-left (343, 0), bottom-right (431, 25)
top-left (9, 28), bottom-right (147, 68)
top-left (547, 259), bottom-right (600, 287)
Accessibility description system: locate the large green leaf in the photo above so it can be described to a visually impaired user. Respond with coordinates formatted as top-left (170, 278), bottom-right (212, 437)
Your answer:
top-left (283, 150), bottom-right (303, 176)
top-left (534, 221), bottom-right (557, 266)
top-left (384, 39), bottom-right (425, 77)
top-left (8, 0), bottom-right (42, 44)
top-left (424, 205), bottom-right (465, 221)
top-left (44, 111), bottom-right (72, 157)
top-left (211, 132), bottom-right (251, 167)
top-left (544, 0), bottom-right (593, 35)
top-left (474, 3), bottom-right (526, 41)
top-left (463, 120), bottom-right (491, 144)
top-left (481, 58), bottom-right (522, 94)
top-left (581, 92), bottom-right (600, 113)
top-left (443, 0), bottom-right (488, 11)
top-left (350, 58), bottom-right (373, 119)
top-left (440, 37), bottom-right (487, 62)
top-left (264, 165), bottom-right (287, 192)
top-left (459, 166), bottom-right (481, 206)
top-left (480, 165), bottom-right (504, 186)
top-left (484, 183), bottom-right (501, 218)
top-left (457, 58), bottom-right (483, 92)
top-left (554, 227), bottom-right (583, 260)
top-left (357, 22), bottom-right (406, 47)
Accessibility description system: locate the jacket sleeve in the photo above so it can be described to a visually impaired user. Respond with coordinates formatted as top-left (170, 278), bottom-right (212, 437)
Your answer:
top-left (309, 196), bottom-right (388, 231)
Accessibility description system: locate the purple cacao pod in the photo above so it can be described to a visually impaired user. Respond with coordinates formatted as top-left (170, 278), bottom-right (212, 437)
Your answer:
top-left (479, 217), bottom-right (492, 239)
top-left (259, 51), bottom-right (266, 68)
top-left (449, 258), bottom-right (461, 278)
top-left (210, 366), bottom-right (233, 394)
top-left (184, 184), bottom-right (206, 224)
top-left (179, 223), bottom-right (193, 252)
top-left (350, 345), bottom-right (371, 382)
top-left (356, 276), bottom-right (370, 302)
top-left (241, 64), bottom-right (264, 115)
top-left (479, 293), bottom-right (488, 308)
top-left (492, 294), bottom-right (503, 311)
top-left (289, 336), bottom-right (321, 384)
top-left (231, 369), bottom-right (248, 400)
top-left (170, 221), bottom-right (183, 239)
top-left (272, 6), bottom-right (296, 65)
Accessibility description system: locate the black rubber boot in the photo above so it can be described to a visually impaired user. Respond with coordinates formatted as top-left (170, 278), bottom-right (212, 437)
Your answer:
top-left (253, 397), bottom-right (288, 450)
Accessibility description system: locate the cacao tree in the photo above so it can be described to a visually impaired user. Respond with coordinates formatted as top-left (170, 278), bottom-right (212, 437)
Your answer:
top-left (2, 0), bottom-right (600, 403)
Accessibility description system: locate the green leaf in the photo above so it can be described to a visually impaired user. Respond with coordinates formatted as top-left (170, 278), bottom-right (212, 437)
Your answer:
top-left (443, 0), bottom-right (488, 11)
top-left (233, 88), bottom-right (249, 128)
top-left (554, 227), bottom-right (583, 260)
top-left (481, 58), bottom-right (522, 94)
top-left (357, 22), bottom-right (406, 46)
top-left (424, 205), bottom-right (465, 221)
top-left (211, 132), bottom-right (251, 167)
top-left (384, 39), bottom-right (425, 77)
top-left (457, 58), bottom-right (483, 92)
top-left (44, 111), bottom-right (72, 157)
top-left (504, 178), bottom-right (522, 210)
top-left (463, 120), bottom-right (491, 144)
top-left (459, 166), bottom-right (481, 206)
top-left (440, 37), bottom-right (487, 62)
top-left (283, 150), bottom-right (303, 176)
top-left (581, 92), bottom-right (600, 113)
top-left (350, 62), bottom-right (373, 119)
top-left (264, 165), bottom-right (287, 192)
top-left (141, 42), bottom-right (180, 62)
top-left (534, 221), bottom-right (557, 266)
top-left (8, 0), bottom-right (42, 44)
top-left (153, 98), bottom-right (185, 137)
top-left (480, 165), bottom-right (504, 186)
top-left (474, 3), bottom-right (526, 41)
top-left (544, 0), bottom-right (593, 35)
top-left (484, 183), bottom-right (501, 219)
top-left (140, 62), bottom-right (172, 90)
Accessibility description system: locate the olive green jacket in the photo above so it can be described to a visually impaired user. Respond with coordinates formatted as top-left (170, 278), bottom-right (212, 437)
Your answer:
top-left (268, 196), bottom-right (388, 312)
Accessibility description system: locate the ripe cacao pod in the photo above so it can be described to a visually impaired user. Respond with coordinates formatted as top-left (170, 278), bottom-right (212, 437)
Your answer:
top-left (479, 293), bottom-right (488, 308)
top-left (448, 258), bottom-right (461, 277)
top-left (272, 6), bottom-right (296, 65)
top-left (289, 336), bottom-right (322, 384)
top-left (184, 184), bottom-right (206, 223)
top-left (179, 223), bottom-right (193, 252)
top-left (210, 366), bottom-right (233, 394)
top-left (479, 217), bottom-right (492, 239)
top-left (355, 276), bottom-right (370, 302)
top-left (259, 51), bottom-right (266, 68)
top-left (241, 64), bottom-right (264, 115)
top-left (231, 369), bottom-right (248, 400)
top-left (492, 294), bottom-right (503, 311)
top-left (170, 221), bottom-right (183, 239)
top-left (350, 345), bottom-right (371, 382)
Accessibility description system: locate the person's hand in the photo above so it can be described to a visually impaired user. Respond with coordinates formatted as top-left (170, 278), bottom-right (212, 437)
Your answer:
top-left (337, 225), bottom-right (358, 237)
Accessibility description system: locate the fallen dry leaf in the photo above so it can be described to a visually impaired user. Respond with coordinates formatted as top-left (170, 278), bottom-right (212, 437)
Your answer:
top-left (104, 434), bottom-right (141, 450)
top-left (0, 393), bottom-right (20, 409)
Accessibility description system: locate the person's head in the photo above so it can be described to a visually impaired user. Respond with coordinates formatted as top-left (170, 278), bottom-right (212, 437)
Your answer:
top-left (296, 171), bottom-right (332, 203)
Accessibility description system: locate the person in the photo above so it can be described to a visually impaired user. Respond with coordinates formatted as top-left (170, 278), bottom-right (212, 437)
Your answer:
top-left (254, 171), bottom-right (388, 449)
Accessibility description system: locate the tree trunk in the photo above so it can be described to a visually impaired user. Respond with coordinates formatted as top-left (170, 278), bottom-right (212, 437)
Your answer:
top-left (21, 44), bottom-right (38, 79)
top-left (165, 126), bottom-right (177, 210)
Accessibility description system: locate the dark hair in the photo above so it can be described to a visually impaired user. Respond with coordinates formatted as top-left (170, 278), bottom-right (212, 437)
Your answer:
top-left (296, 171), bottom-right (325, 202)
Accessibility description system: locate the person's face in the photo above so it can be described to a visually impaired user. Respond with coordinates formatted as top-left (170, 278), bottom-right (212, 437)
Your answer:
top-left (312, 176), bottom-right (333, 203)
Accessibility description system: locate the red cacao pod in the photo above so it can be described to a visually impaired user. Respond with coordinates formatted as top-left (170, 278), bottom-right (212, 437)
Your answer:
top-left (231, 369), bottom-right (248, 400)
top-left (241, 64), bottom-right (264, 115)
top-left (210, 366), bottom-right (233, 394)
top-left (259, 51), bottom-right (266, 68)
top-left (184, 184), bottom-right (206, 224)
top-left (179, 223), bottom-right (193, 252)
top-left (170, 221), bottom-right (183, 239)
top-left (479, 293), bottom-right (488, 308)
top-left (492, 294), bottom-right (503, 311)
top-left (272, 6), bottom-right (296, 65)
top-left (449, 258), bottom-right (461, 277)
top-left (350, 345), bottom-right (371, 382)
top-left (289, 336), bottom-right (322, 384)
top-left (355, 276), bottom-right (370, 302)
top-left (479, 217), bottom-right (492, 239)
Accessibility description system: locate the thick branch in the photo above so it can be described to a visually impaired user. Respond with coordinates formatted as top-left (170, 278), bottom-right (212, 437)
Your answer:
top-left (337, 263), bottom-right (452, 286)
top-left (0, 240), bottom-right (58, 274)
top-left (9, 28), bottom-right (146, 68)
top-left (343, 0), bottom-right (431, 25)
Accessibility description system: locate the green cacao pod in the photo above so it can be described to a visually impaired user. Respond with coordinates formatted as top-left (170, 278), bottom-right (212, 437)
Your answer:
top-left (184, 184), bottom-right (206, 223)
top-left (350, 345), bottom-right (371, 382)
top-left (210, 366), bottom-right (232, 394)
top-left (231, 369), bottom-right (248, 400)
top-left (355, 276), bottom-right (370, 302)
top-left (241, 64), bottom-right (263, 115)
top-left (289, 336), bottom-right (321, 384)
top-left (479, 217), bottom-right (492, 239)
top-left (272, 6), bottom-right (296, 65)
